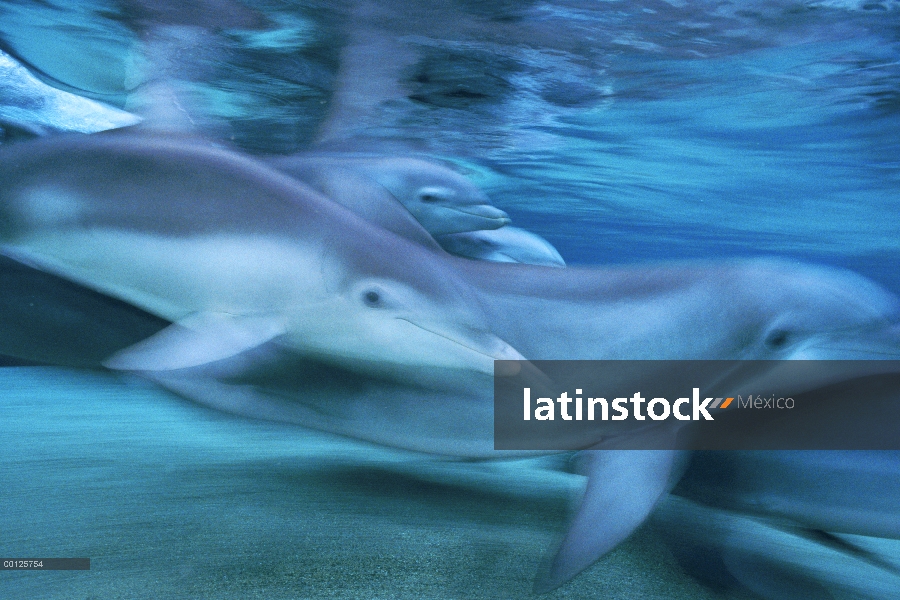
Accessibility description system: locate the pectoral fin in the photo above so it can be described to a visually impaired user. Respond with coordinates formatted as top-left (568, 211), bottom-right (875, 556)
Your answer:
top-left (103, 311), bottom-right (286, 371)
top-left (535, 449), bottom-right (677, 592)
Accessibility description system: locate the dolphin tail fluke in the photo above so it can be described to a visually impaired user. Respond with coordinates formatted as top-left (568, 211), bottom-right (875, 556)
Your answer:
top-left (534, 449), bottom-right (676, 593)
top-left (103, 311), bottom-right (286, 371)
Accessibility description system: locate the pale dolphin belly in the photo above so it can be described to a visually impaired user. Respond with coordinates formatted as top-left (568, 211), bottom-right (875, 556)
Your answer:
top-left (11, 230), bottom-right (325, 322)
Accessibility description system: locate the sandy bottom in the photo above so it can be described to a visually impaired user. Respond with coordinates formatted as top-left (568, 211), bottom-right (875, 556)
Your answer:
top-left (0, 367), bottom-right (748, 599)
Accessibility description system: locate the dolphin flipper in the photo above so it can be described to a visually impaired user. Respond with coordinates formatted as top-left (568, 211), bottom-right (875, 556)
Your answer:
top-left (536, 449), bottom-right (676, 592)
top-left (104, 311), bottom-right (286, 371)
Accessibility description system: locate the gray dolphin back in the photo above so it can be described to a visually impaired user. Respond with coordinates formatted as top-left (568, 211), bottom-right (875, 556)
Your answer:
top-left (0, 135), bottom-right (336, 240)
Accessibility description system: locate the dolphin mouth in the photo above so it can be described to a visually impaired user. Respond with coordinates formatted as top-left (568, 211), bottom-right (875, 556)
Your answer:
top-left (803, 323), bottom-right (900, 360)
top-left (396, 318), bottom-right (556, 388)
top-left (450, 204), bottom-right (511, 225)
top-left (397, 318), bottom-right (524, 366)
top-left (808, 345), bottom-right (900, 360)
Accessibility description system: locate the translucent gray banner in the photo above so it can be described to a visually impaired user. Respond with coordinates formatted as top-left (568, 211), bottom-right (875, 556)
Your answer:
top-left (494, 360), bottom-right (900, 450)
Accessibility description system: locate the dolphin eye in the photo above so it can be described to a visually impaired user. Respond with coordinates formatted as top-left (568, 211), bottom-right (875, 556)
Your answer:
top-left (417, 187), bottom-right (451, 204)
top-left (362, 289), bottom-right (382, 307)
top-left (764, 329), bottom-right (792, 350)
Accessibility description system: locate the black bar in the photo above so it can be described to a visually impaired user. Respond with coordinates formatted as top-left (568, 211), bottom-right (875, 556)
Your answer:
top-left (1, 559), bottom-right (90, 570)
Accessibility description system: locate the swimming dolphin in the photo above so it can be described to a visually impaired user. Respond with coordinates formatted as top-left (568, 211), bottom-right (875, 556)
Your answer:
top-left (260, 155), bottom-right (445, 250)
top-left (267, 153), bottom-right (567, 266)
top-left (0, 134), bottom-right (525, 378)
top-left (450, 257), bottom-right (900, 591)
top-left (136, 254), bottom-right (900, 592)
top-left (661, 447), bottom-right (900, 598)
top-left (3, 134), bottom-right (900, 593)
top-left (266, 153), bottom-right (511, 236)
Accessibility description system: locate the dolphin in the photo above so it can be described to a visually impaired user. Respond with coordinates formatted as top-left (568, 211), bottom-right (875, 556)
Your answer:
top-left (0, 134), bottom-right (525, 378)
top-left (661, 447), bottom-right (900, 598)
top-left (259, 155), bottom-right (445, 251)
top-left (266, 153), bottom-right (511, 236)
top-left (133, 255), bottom-right (900, 592)
top-left (411, 256), bottom-right (900, 590)
top-left (3, 134), bottom-right (900, 592)
top-left (267, 153), bottom-right (568, 266)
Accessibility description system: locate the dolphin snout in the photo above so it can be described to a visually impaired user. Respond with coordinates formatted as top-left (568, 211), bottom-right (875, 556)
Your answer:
top-left (812, 322), bottom-right (900, 361)
top-left (434, 323), bottom-right (526, 365)
top-left (415, 202), bottom-right (509, 235)
top-left (463, 327), bottom-right (525, 362)
top-left (401, 318), bottom-right (526, 374)
top-left (453, 204), bottom-right (510, 224)
top-left (454, 328), bottom-right (555, 388)
top-left (424, 204), bottom-right (509, 235)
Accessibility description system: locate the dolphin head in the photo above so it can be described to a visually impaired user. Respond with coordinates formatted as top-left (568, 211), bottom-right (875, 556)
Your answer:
top-left (353, 157), bottom-right (511, 236)
top-left (284, 226), bottom-right (524, 378)
top-left (727, 259), bottom-right (900, 362)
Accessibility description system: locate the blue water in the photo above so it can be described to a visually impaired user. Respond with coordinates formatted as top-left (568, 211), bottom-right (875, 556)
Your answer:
top-left (2, 0), bottom-right (900, 598)
top-left (2, 1), bottom-right (898, 279)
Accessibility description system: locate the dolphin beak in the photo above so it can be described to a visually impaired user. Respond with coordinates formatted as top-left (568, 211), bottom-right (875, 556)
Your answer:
top-left (400, 318), bottom-right (537, 376)
top-left (484, 334), bottom-right (527, 362)
top-left (415, 320), bottom-right (523, 364)
top-left (415, 322), bottom-right (556, 389)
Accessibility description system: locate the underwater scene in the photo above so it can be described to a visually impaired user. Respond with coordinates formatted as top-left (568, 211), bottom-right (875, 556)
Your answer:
top-left (2, 0), bottom-right (900, 598)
